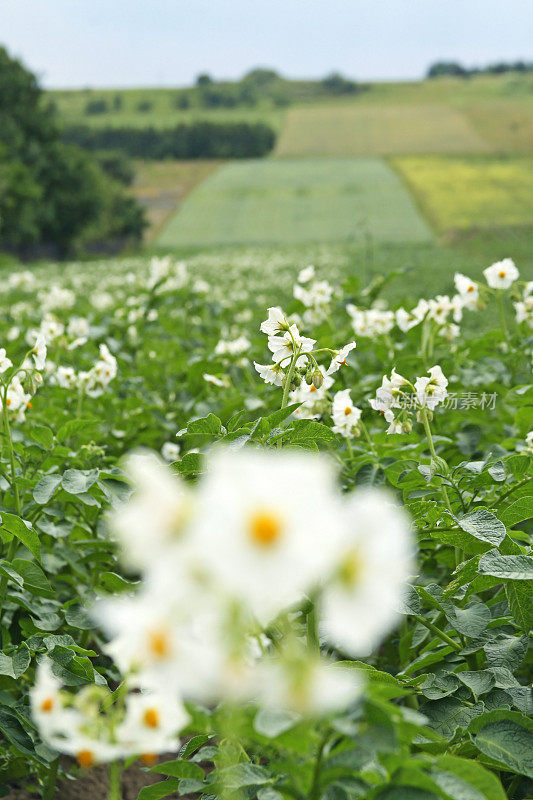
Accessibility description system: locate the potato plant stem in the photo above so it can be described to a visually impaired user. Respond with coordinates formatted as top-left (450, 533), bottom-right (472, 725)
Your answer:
top-left (309, 732), bottom-right (329, 800)
top-left (280, 349), bottom-right (300, 410)
top-left (108, 761), bottom-right (122, 800)
top-left (307, 601), bottom-right (319, 652)
top-left (42, 757), bottom-right (59, 800)
top-left (420, 408), bottom-right (453, 516)
top-left (497, 293), bottom-right (509, 340)
top-left (414, 614), bottom-right (461, 652)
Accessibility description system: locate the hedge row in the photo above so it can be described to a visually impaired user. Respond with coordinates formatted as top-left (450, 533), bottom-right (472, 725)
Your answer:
top-left (62, 121), bottom-right (277, 159)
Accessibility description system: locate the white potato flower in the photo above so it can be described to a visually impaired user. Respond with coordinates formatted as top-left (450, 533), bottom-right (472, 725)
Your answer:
top-left (32, 333), bottom-right (47, 371)
top-left (110, 451), bottom-right (192, 571)
top-left (0, 349), bottom-right (13, 374)
top-left (260, 306), bottom-right (290, 336)
top-left (115, 690), bottom-right (188, 756)
top-left (255, 653), bottom-right (362, 716)
top-left (326, 341), bottom-right (356, 375)
top-left (483, 258), bottom-right (519, 289)
top-left (161, 441), bottom-right (180, 462)
top-left (414, 365), bottom-right (448, 410)
top-left (321, 489), bottom-right (414, 655)
top-left (254, 361), bottom-right (284, 387)
top-left (454, 273), bottom-right (479, 308)
top-left (297, 265), bottom-right (315, 284)
top-left (268, 324), bottom-right (316, 364)
top-left (290, 367), bottom-right (333, 419)
top-left (188, 449), bottom-right (342, 623)
top-left (332, 390), bottom-right (362, 438)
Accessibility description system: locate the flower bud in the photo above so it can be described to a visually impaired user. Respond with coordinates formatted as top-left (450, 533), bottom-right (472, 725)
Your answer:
top-left (430, 456), bottom-right (449, 478)
top-left (312, 369), bottom-right (324, 389)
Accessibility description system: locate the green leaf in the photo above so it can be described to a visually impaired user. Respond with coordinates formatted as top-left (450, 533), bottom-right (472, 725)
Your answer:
top-left (150, 759), bottom-right (204, 780)
top-left (218, 763), bottom-right (272, 790)
top-left (375, 787), bottom-right (440, 800)
top-left (478, 550), bottom-right (533, 580)
top-left (12, 645), bottom-right (31, 678)
top-left (11, 559), bottom-right (53, 598)
top-left (472, 719), bottom-right (533, 777)
top-left (56, 418), bottom-right (97, 442)
top-left (0, 654), bottom-right (15, 678)
top-left (61, 468), bottom-right (99, 494)
top-left (28, 425), bottom-right (54, 450)
top-left (33, 474), bottom-right (62, 505)
top-left (185, 414), bottom-right (224, 437)
top-left (254, 708), bottom-right (299, 737)
top-left (498, 496), bottom-right (533, 527)
top-left (505, 581), bottom-right (533, 631)
top-left (176, 452), bottom-right (206, 476)
top-left (0, 512), bottom-right (40, 560)
top-left (64, 604), bottom-right (93, 630)
top-left (430, 754), bottom-right (506, 800)
top-left (484, 634), bottom-right (528, 671)
top-left (97, 572), bottom-right (140, 593)
top-left (487, 461), bottom-right (506, 482)
top-left (455, 509), bottom-right (506, 546)
top-left (136, 780), bottom-right (181, 800)
top-left (447, 602), bottom-right (491, 638)
top-left (456, 671), bottom-right (495, 698)
top-left (257, 789), bottom-right (284, 800)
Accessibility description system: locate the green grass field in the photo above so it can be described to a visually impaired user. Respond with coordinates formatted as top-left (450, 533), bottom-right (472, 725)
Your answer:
top-left (51, 87), bottom-right (286, 131)
top-left (156, 157), bottom-right (432, 248)
top-left (275, 103), bottom-right (490, 157)
top-left (392, 155), bottom-right (533, 231)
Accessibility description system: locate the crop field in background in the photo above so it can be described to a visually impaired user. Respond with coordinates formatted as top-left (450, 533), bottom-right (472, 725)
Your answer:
top-left (393, 156), bottom-right (533, 232)
top-left (129, 159), bottom-right (223, 240)
top-left (274, 103), bottom-right (491, 157)
top-left (156, 157), bottom-right (432, 248)
top-left (52, 87), bottom-right (286, 130)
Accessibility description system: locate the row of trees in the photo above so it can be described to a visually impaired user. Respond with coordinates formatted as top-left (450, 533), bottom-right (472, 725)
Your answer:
top-left (0, 47), bottom-right (145, 256)
top-left (63, 121), bottom-right (277, 159)
top-left (428, 60), bottom-right (533, 78)
top-left (81, 68), bottom-right (365, 117)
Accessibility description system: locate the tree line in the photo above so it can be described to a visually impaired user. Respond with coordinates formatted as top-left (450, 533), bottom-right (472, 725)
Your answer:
top-left (0, 47), bottom-right (145, 258)
top-left (62, 121), bottom-right (277, 159)
top-left (427, 59), bottom-right (533, 78)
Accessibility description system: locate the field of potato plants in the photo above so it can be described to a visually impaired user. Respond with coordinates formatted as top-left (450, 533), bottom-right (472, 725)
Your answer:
top-left (0, 250), bottom-right (531, 800)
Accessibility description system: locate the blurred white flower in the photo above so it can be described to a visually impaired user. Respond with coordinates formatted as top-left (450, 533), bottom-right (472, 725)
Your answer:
top-left (161, 442), bottom-right (180, 462)
top-left (321, 489), bottom-right (413, 655)
top-left (483, 258), bottom-right (519, 289)
top-left (189, 449), bottom-right (342, 623)
top-left (0, 349), bottom-right (13, 374)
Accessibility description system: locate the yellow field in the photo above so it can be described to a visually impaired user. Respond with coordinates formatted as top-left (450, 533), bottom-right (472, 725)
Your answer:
top-left (275, 103), bottom-right (491, 157)
top-left (392, 156), bottom-right (533, 231)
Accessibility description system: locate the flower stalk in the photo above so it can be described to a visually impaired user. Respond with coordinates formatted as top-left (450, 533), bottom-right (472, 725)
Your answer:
top-left (108, 761), bottom-right (122, 800)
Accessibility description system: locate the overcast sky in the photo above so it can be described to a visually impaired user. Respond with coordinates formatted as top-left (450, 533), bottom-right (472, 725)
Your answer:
top-left (1, 0), bottom-right (532, 88)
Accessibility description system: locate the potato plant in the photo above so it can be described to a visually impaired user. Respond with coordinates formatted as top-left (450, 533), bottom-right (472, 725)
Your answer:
top-left (0, 255), bottom-right (530, 800)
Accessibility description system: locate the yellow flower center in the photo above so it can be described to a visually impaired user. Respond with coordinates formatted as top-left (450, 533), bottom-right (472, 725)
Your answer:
top-left (344, 406), bottom-right (352, 416)
top-left (467, 285), bottom-right (474, 293)
top-left (339, 548), bottom-right (364, 587)
top-left (148, 629), bottom-right (171, 659)
top-left (40, 697), bottom-right (54, 713)
top-left (77, 750), bottom-right (94, 769)
top-left (499, 270), bottom-right (506, 278)
top-left (249, 511), bottom-right (282, 547)
top-left (143, 708), bottom-right (160, 728)
top-left (141, 753), bottom-right (158, 766)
